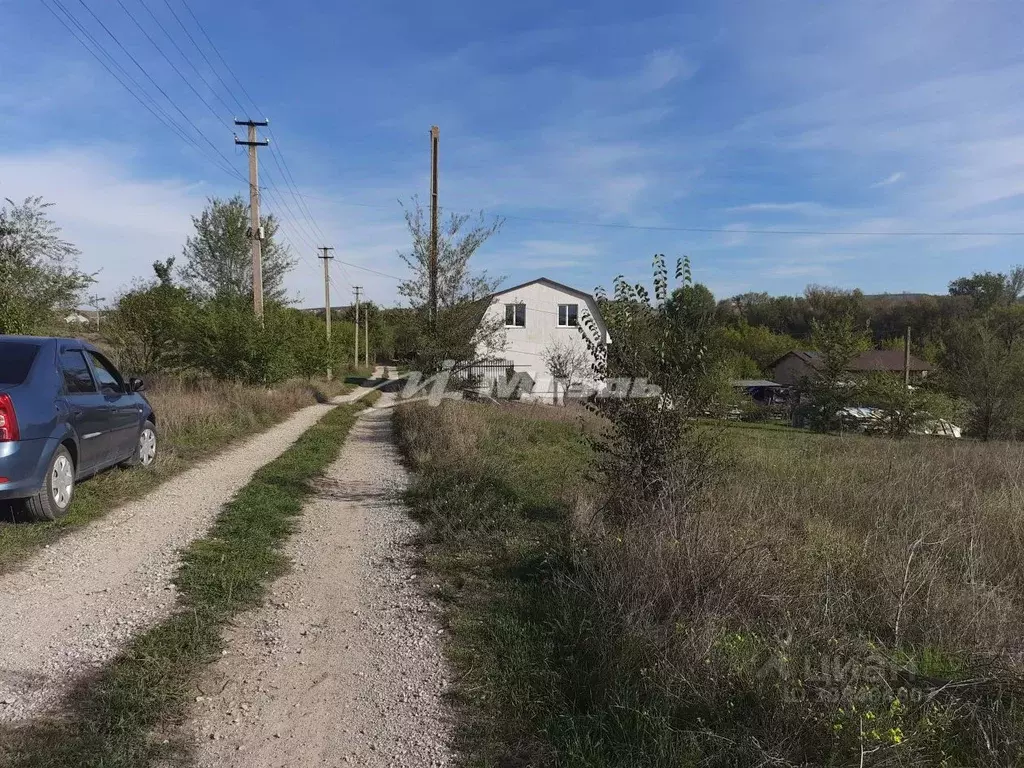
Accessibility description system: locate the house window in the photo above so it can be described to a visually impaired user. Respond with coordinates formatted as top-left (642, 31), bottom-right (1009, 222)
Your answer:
top-left (558, 303), bottom-right (579, 327)
top-left (504, 303), bottom-right (526, 327)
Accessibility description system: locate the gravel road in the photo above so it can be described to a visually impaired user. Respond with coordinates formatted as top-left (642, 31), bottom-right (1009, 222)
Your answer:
top-left (188, 387), bottom-right (455, 767)
top-left (0, 400), bottom-right (335, 723)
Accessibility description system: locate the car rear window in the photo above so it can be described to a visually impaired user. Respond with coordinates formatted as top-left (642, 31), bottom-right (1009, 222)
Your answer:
top-left (0, 341), bottom-right (41, 385)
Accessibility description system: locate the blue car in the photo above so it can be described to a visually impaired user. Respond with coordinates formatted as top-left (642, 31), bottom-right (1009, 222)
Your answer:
top-left (0, 336), bottom-right (157, 521)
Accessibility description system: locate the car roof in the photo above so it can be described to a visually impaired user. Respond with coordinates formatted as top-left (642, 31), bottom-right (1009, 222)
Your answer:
top-left (0, 335), bottom-right (98, 352)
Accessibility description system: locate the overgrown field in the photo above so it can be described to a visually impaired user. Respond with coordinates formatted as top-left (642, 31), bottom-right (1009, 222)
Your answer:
top-left (396, 401), bottom-right (1024, 767)
top-left (0, 375), bottom-right (355, 572)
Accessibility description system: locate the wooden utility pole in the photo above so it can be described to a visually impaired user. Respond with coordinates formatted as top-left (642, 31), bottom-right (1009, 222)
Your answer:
top-left (429, 125), bottom-right (439, 327)
top-left (353, 286), bottom-right (362, 369)
top-left (234, 119), bottom-right (270, 320)
top-left (318, 246), bottom-right (335, 380)
top-left (904, 326), bottom-right (912, 386)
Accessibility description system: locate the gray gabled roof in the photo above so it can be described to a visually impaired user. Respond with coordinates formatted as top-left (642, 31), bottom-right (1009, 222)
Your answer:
top-left (490, 277), bottom-right (597, 303)
top-left (770, 349), bottom-right (933, 373)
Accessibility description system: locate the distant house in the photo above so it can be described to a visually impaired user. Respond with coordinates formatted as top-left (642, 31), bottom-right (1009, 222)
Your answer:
top-left (770, 350), bottom-right (933, 387)
top-left (64, 313), bottom-right (90, 325)
top-left (475, 277), bottom-right (611, 403)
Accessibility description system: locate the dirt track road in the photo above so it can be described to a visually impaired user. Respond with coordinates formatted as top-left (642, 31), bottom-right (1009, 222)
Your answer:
top-left (188, 386), bottom-right (454, 767)
top-left (0, 399), bottom-right (338, 722)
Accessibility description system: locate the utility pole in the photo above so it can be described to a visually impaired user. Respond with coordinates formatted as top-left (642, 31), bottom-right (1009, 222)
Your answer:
top-left (234, 118), bottom-right (270, 321)
top-left (318, 246), bottom-right (335, 380)
top-left (429, 124), bottom-right (439, 327)
top-left (353, 286), bottom-right (363, 369)
top-left (86, 294), bottom-right (102, 331)
top-left (365, 302), bottom-right (370, 368)
top-left (904, 325), bottom-right (912, 387)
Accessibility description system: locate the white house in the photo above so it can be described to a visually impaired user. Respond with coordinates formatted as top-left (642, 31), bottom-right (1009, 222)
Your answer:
top-left (476, 277), bottom-right (610, 402)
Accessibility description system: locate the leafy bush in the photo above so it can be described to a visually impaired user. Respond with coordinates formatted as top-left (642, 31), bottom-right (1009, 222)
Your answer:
top-left (107, 279), bottom-right (350, 385)
top-left (580, 255), bottom-right (726, 520)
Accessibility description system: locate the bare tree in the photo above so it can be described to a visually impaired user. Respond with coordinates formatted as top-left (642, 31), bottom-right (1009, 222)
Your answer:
top-left (542, 339), bottom-right (590, 405)
top-left (397, 196), bottom-right (506, 371)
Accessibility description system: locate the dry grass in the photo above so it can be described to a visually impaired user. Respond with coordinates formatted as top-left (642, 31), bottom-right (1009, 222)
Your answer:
top-left (0, 376), bottom-right (352, 573)
top-left (398, 401), bottom-right (1024, 767)
top-left (142, 375), bottom-right (347, 459)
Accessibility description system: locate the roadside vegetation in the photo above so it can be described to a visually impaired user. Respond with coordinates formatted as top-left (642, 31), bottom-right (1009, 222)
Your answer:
top-left (397, 398), bottom-right (1024, 767)
top-left (0, 398), bottom-right (376, 768)
top-left (397, 258), bottom-right (1024, 766)
top-left (0, 375), bottom-right (354, 572)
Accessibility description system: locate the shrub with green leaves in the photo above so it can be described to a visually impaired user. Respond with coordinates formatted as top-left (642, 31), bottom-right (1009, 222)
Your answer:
top-left (579, 255), bottom-right (727, 520)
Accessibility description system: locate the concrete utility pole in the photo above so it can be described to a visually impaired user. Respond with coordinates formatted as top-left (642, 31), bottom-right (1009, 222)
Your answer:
top-left (319, 246), bottom-right (335, 380)
top-left (904, 325), bottom-right (912, 387)
top-left (429, 125), bottom-right (439, 327)
top-left (234, 118), bottom-right (270, 321)
top-left (353, 286), bottom-right (363, 369)
top-left (365, 303), bottom-right (370, 368)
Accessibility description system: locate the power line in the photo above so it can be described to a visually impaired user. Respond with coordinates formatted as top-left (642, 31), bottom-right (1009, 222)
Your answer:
top-left (171, 0), bottom-right (335, 273)
top-left (68, 0), bottom-right (244, 181)
top-left (132, 0), bottom-right (238, 120)
top-left (112, 0), bottom-right (231, 130)
top-left (283, 191), bottom-right (1024, 239)
top-left (176, 0), bottom-right (262, 113)
top-left (337, 260), bottom-right (403, 281)
top-left (40, 0), bottom-right (244, 182)
top-left (491, 214), bottom-right (1024, 238)
top-left (159, 0), bottom-right (248, 115)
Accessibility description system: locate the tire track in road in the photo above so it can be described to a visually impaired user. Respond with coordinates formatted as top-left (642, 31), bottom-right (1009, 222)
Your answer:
top-left (188, 387), bottom-right (454, 767)
top-left (0, 401), bottom-right (335, 723)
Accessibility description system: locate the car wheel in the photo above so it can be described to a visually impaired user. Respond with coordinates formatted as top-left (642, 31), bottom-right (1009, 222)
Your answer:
top-left (24, 446), bottom-right (75, 522)
top-left (121, 421), bottom-right (157, 468)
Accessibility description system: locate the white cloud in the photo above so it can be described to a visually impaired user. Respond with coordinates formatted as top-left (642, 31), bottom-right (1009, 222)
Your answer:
top-left (0, 147), bottom-right (417, 307)
top-left (638, 49), bottom-right (696, 91)
top-left (872, 171), bottom-right (905, 187)
top-left (727, 202), bottom-right (845, 217)
top-left (0, 147), bottom-right (218, 299)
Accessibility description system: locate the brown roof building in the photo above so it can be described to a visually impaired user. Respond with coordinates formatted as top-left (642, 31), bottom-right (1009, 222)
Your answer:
top-left (770, 350), bottom-right (933, 387)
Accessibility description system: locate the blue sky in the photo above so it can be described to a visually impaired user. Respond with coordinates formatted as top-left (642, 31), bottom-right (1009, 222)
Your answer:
top-left (3, 0), bottom-right (1024, 307)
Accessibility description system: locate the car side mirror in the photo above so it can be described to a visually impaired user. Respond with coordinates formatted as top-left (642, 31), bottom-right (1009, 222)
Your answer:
top-left (129, 377), bottom-right (145, 392)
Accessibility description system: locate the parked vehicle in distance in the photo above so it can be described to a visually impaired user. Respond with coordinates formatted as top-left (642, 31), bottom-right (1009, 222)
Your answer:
top-left (0, 336), bottom-right (157, 521)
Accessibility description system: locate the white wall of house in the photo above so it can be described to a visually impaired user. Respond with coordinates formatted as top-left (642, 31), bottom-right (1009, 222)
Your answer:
top-left (477, 279), bottom-right (609, 403)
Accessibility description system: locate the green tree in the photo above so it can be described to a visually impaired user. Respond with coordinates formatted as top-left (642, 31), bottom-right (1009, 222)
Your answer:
top-left (948, 267), bottom-right (1024, 311)
top-left (804, 315), bottom-right (870, 432)
top-left (940, 308), bottom-right (1024, 440)
top-left (666, 282), bottom-right (716, 327)
top-left (396, 196), bottom-right (505, 371)
top-left (719, 321), bottom-right (800, 375)
top-left (180, 196), bottom-right (295, 303)
top-left (856, 373), bottom-right (954, 439)
top-left (0, 197), bottom-right (92, 334)
top-left (106, 262), bottom-right (194, 374)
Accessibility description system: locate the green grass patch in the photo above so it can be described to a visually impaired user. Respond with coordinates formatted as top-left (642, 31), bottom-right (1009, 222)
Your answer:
top-left (0, 401), bottom-right (368, 768)
top-left (0, 378), bottom-right (352, 574)
top-left (396, 400), bottom-right (1024, 767)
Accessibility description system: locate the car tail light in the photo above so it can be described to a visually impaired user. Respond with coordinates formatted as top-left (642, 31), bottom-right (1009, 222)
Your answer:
top-left (0, 394), bottom-right (19, 442)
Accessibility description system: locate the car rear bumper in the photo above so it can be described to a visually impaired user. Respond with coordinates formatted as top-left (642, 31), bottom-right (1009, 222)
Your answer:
top-left (0, 439), bottom-right (54, 499)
